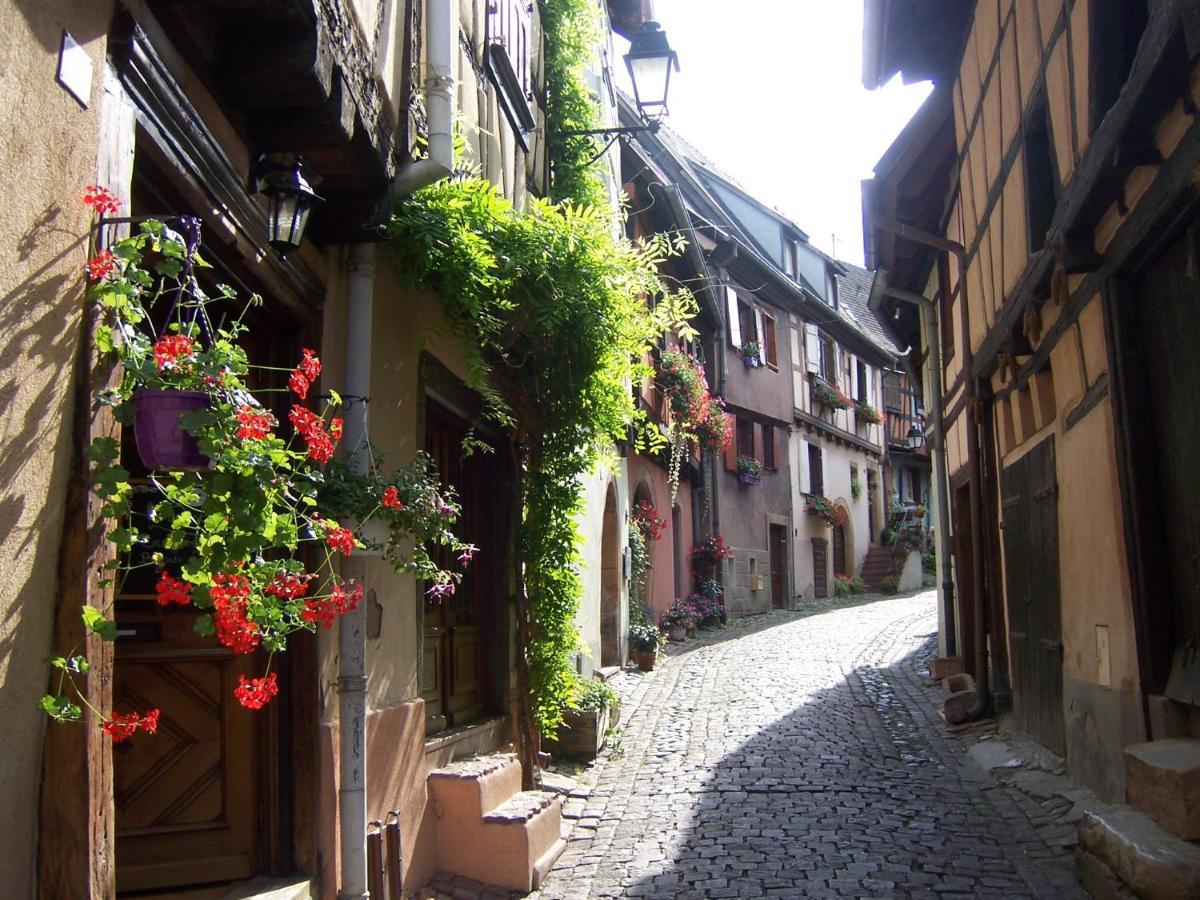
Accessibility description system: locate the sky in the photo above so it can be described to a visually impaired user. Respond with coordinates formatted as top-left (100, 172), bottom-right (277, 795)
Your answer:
top-left (612, 0), bottom-right (932, 266)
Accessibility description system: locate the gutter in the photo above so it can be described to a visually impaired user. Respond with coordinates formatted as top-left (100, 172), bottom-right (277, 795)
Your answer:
top-left (871, 219), bottom-right (989, 722)
top-left (871, 273), bottom-right (956, 657)
top-left (390, 0), bottom-right (454, 198)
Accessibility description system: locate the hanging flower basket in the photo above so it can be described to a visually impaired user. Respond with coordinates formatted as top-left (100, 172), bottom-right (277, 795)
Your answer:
top-left (132, 388), bottom-right (210, 470)
top-left (737, 472), bottom-right (759, 485)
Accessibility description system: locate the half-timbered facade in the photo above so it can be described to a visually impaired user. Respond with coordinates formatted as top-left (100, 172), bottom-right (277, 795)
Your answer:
top-left (862, 0), bottom-right (1200, 867)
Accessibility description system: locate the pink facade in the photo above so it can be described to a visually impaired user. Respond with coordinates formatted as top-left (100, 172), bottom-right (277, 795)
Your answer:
top-left (628, 453), bottom-right (695, 626)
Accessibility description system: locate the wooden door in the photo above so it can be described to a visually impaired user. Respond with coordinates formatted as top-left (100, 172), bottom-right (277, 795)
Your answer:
top-left (832, 524), bottom-right (847, 577)
top-left (1001, 438), bottom-right (1065, 755)
top-left (1135, 227), bottom-right (1200, 658)
top-left (769, 524), bottom-right (787, 609)
top-left (812, 537), bottom-right (829, 598)
top-left (423, 404), bottom-right (501, 732)
top-left (114, 581), bottom-right (261, 892)
top-left (867, 469), bottom-right (878, 543)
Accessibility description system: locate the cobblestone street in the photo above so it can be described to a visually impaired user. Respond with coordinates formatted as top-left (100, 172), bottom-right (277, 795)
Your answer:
top-left (534, 591), bottom-right (1087, 899)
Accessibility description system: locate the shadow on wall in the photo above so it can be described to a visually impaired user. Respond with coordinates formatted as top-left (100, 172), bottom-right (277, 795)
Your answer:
top-left (0, 207), bottom-right (89, 781)
top-left (619, 634), bottom-right (1073, 896)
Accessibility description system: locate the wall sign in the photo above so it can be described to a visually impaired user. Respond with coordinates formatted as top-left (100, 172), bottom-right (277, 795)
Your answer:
top-left (57, 30), bottom-right (92, 109)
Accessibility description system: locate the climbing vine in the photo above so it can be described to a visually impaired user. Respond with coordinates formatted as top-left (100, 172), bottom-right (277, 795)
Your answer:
top-left (385, 1), bottom-right (697, 782)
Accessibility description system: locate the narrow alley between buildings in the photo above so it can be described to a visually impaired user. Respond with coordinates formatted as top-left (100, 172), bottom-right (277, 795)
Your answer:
top-left (526, 592), bottom-right (1086, 899)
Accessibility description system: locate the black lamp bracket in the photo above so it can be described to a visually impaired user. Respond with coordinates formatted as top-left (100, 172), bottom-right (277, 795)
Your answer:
top-left (561, 121), bottom-right (662, 138)
top-left (248, 153), bottom-right (304, 196)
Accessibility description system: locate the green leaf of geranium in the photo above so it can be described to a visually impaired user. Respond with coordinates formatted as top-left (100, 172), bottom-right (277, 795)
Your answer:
top-left (81, 605), bottom-right (118, 641)
top-left (39, 695), bottom-right (82, 722)
top-left (193, 614), bottom-right (214, 637)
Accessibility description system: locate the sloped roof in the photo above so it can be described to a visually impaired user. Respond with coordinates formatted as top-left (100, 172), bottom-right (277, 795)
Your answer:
top-left (834, 263), bottom-right (902, 356)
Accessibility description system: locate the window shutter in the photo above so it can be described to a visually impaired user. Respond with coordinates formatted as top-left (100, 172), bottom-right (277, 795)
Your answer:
top-left (804, 323), bottom-right (820, 374)
top-left (726, 287), bottom-right (742, 348)
top-left (724, 432), bottom-right (738, 471)
top-left (753, 308), bottom-right (765, 359)
top-left (763, 314), bottom-right (778, 367)
top-left (849, 355), bottom-right (859, 400)
top-left (798, 439), bottom-right (810, 494)
top-left (771, 425), bottom-right (780, 470)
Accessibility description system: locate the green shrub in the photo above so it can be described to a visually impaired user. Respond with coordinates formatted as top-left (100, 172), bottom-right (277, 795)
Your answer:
top-left (565, 675), bottom-right (618, 712)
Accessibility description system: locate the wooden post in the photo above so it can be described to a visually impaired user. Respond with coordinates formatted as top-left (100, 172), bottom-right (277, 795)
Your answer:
top-left (37, 67), bottom-right (134, 900)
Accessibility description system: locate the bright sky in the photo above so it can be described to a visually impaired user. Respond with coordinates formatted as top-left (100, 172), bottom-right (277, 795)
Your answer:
top-left (614, 0), bottom-right (932, 266)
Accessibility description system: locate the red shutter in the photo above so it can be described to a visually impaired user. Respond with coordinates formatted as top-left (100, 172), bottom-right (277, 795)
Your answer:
top-left (724, 435), bottom-right (737, 471)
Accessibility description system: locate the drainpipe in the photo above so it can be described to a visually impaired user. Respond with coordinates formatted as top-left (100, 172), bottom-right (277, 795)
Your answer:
top-left (337, 2), bottom-right (454, 893)
top-left (875, 219), bottom-right (989, 720)
top-left (390, 0), bottom-right (454, 198)
top-left (879, 283), bottom-right (955, 657)
top-left (339, 243), bottom-right (376, 900)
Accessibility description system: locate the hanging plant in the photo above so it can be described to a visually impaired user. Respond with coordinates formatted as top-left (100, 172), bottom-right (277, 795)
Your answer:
top-left (42, 198), bottom-right (470, 739)
top-left (736, 455), bottom-right (762, 484)
top-left (738, 340), bottom-right (763, 367)
top-left (657, 347), bottom-right (732, 500)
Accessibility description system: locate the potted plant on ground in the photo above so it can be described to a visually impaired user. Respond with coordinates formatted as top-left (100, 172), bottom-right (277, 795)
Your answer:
top-left (661, 599), bottom-right (694, 641)
top-left (545, 675), bottom-right (620, 759)
top-left (628, 621), bottom-right (665, 671)
top-left (736, 455), bottom-right (762, 485)
top-left (739, 340), bottom-right (763, 367)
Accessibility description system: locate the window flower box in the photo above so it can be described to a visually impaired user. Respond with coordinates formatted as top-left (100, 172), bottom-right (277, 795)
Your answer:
top-left (739, 341), bottom-right (763, 367)
top-left (812, 380), bottom-right (851, 410)
top-left (736, 455), bottom-right (761, 485)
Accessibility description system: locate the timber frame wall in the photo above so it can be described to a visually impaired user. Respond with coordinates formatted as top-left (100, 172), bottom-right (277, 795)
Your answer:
top-left (920, 0), bottom-right (1200, 802)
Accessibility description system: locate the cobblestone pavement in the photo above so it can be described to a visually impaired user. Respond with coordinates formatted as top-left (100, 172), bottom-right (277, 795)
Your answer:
top-left (530, 591), bottom-right (1087, 899)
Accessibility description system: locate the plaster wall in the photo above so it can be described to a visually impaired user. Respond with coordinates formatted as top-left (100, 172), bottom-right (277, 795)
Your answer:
top-left (628, 454), bottom-right (695, 624)
top-left (0, 3), bottom-right (115, 895)
top-left (576, 461), bottom-right (629, 676)
top-left (790, 433), bottom-right (882, 600)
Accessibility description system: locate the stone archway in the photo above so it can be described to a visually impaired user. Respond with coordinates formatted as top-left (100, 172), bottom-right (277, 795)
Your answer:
top-left (600, 481), bottom-right (621, 667)
top-left (631, 480), bottom-right (655, 612)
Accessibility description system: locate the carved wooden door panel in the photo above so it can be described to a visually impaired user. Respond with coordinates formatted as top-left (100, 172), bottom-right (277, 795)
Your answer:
top-left (832, 524), bottom-right (847, 577)
top-left (114, 594), bottom-right (260, 892)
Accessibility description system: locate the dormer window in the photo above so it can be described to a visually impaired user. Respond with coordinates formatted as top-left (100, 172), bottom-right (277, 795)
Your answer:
top-left (486, 0), bottom-right (535, 146)
top-left (783, 237), bottom-right (799, 280)
top-left (824, 270), bottom-right (838, 308)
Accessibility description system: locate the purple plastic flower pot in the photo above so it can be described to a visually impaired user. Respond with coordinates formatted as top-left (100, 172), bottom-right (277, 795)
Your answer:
top-left (737, 473), bottom-right (760, 485)
top-left (742, 355), bottom-right (759, 368)
top-left (133, 389), bottom-right (210, 470)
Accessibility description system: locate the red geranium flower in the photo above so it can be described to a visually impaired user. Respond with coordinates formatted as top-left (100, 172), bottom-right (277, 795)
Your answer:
top-left (85, 250), bottom-right (116, 281)
top-left (83, 185), bottom-right (122, 215)
top-left (333, 580), bottom-right (363, 614)
top-left (234, 672), bottom-right (278, 710)
top-left (330, 417), bottom-right (343, 440)
top-left (325, 525), bottom-right (355, 556)
top-left (153, 334), bottom-right (195, 370)
top-left (288, 405), bottom-right (336, 463)
top-left (288, 368), bottom-right (309, 399)
top-left (299, 348), bottom-right (321, 383)
top-left (265, 570), bottom-right (315, 600)
top-left (211, 573), bottom-right (259, 654)
top-left (101, 708), bottom-right (160, 742)
top-left (155, 570), bottom-right (192, 607)
top-left (381, 485), bottom-right (403, 510)
top-left (236, 405), bottom-right (276, 441)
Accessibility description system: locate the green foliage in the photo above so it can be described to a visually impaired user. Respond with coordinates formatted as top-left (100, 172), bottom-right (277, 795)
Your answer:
top-left (850, 476), bottom-right (863, 501)
top-left (564, 674), bottom-right (618, 712)
top-left (384, 147), bottom-right (696, 738)
top-left (923, 552), bottom-right (937, 576)
top-left (628, 621), bottom-right (664, 652)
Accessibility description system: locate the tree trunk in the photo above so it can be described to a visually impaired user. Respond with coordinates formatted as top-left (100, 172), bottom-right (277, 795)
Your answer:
top-left (509, 441), bottom-right (539, 790)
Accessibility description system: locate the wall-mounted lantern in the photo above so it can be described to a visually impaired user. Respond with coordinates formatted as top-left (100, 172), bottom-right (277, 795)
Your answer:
top-left (250, 155), bottom-right (323, 258)
top-left (907, 423), bottom-right (926, 451)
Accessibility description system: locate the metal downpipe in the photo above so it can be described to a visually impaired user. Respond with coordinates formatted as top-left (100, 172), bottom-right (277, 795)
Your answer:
top-left (338, 242), bottom-right (376, 900)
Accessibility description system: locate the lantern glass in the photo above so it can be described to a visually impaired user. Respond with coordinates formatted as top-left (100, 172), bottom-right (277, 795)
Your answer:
top-left (624, 21), bottom-right (679, 117)
top-left (907, 424), bottom-right (924, 450)
top-left (255, 158), bottom-right (322, 258)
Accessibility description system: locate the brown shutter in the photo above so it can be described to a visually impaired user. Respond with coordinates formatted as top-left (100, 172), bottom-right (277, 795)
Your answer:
top-left (725, 435), bottom-right (737, 471)
top-left (763, 314), bottom-right (778, 367)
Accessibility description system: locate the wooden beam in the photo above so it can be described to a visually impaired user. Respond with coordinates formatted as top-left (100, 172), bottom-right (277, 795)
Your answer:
top-left (972, 0), bottom-right (1197, 378)
top-left (1004, 105), bottom-right (1200, 394)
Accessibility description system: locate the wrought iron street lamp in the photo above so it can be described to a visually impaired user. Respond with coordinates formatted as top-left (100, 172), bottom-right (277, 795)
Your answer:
top-left (624, 21), bottom-right (679, 119)
top-left (251, 156), bottom-right (323, 258)
top-left (564, 20), bottom-right (680, 139)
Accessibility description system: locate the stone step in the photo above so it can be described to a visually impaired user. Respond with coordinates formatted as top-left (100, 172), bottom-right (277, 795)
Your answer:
top-left (428, 752), bottom-right (521, 821)
top-left (1125, 738), bottom-right (1200, 840)
top-left (1079, 804), bottom-right (1200, 899)
top-left (439, 790), bottom-right (565, 893)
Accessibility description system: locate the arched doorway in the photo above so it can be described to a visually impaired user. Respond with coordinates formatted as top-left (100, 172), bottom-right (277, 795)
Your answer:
top-left (600, 483), bottom-right (621, 667)
top-left (833, 522), bottom-right (848, 577)
top-left (631, 481), bottom-right (655, 612)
